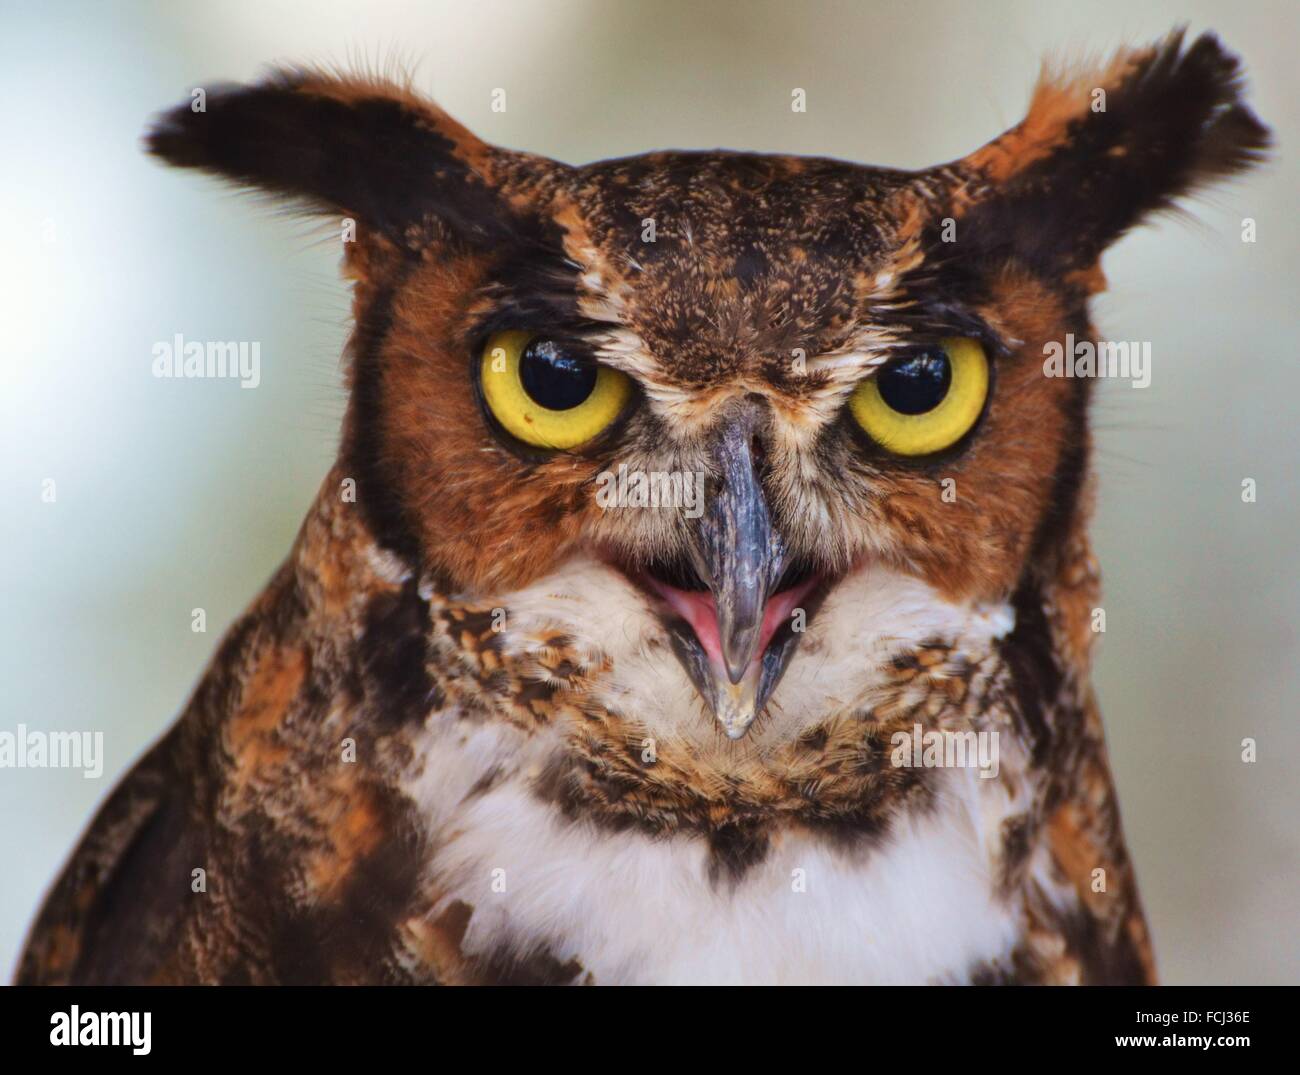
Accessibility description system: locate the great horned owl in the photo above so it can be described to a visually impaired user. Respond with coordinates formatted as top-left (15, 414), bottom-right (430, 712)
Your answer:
top-left (19, 29), bottom-right (1268, 985)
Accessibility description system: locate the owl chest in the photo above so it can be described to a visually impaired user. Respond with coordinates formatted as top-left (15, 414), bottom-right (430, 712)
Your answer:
top-left (411, 735), bottom-right (1023, 985)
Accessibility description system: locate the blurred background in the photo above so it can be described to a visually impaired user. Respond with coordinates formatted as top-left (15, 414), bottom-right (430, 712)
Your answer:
top-left (1, 0), bottom-right (1296, 983)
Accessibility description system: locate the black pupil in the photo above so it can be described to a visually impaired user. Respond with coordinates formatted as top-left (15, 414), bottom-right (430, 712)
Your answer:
top-left (519, 339), bottom-right (597, 410)
top-left (877, 351), bottom-right (951, 415)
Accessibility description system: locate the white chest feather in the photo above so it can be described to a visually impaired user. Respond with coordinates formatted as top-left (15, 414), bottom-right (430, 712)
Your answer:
top-left (409, 724), bottom-right (1020, 984)
top-left (408, 558), bottom-right (1024, 983)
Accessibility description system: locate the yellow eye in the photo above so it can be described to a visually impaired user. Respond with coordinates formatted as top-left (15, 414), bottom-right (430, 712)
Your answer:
top-left (849, 337), bottom-right (989, 456)
top-left (479, 330), bottom-right (632, 450)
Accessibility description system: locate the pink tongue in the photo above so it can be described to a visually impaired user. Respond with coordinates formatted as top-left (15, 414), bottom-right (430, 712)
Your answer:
top-left (649, 577), bottom-right (818, 674)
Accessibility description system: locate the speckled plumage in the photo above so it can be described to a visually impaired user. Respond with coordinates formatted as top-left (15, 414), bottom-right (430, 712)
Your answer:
top-left (20, 29), bottom-right (1267, 984)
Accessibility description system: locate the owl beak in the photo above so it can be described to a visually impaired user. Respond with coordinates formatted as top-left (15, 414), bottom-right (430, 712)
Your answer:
top-left (638, 412), bottom-right (818, 740)
top-left (681, 415), bottom-right (792, 737)
top-left (688, 415), bottom-right (787, 685)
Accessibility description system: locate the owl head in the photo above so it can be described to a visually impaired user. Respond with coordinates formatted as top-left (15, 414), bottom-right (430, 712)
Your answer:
top-left (148, 30), bottom-right (1267, 744)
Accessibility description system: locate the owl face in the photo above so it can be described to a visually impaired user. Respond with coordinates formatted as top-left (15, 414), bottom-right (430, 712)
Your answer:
top-left (149, 33), bottom-right (1267, 743)
top-left (361, 151), bottom-right (1084, 739)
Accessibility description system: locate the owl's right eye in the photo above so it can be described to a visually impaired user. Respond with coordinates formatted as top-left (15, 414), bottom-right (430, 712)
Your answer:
top-left (479, 330), bottom-right (633, 450)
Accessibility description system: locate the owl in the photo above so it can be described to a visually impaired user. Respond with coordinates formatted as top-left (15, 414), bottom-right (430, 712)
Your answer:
top-left (19, 29), bottom-right (1267, 985)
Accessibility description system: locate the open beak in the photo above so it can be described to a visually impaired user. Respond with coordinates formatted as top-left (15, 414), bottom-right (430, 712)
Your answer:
top-left (689, 412), bottom-right (787, 683)
top-left (645, 413), bottom-right (819, 739)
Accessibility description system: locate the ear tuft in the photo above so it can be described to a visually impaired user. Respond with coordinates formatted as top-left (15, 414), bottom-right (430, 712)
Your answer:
top-left (1086, 27), bottom-right (1271, 196)
top-left (941, 28), bottom-right (1271, 271)
top-left (145, 69), bottom-right (549, 251)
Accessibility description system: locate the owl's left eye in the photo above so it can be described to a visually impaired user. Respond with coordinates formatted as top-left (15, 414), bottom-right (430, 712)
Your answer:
top-left (479, 330), bottom-right (633, 450)
top-left (849, 337), bottom-right (990, 456)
